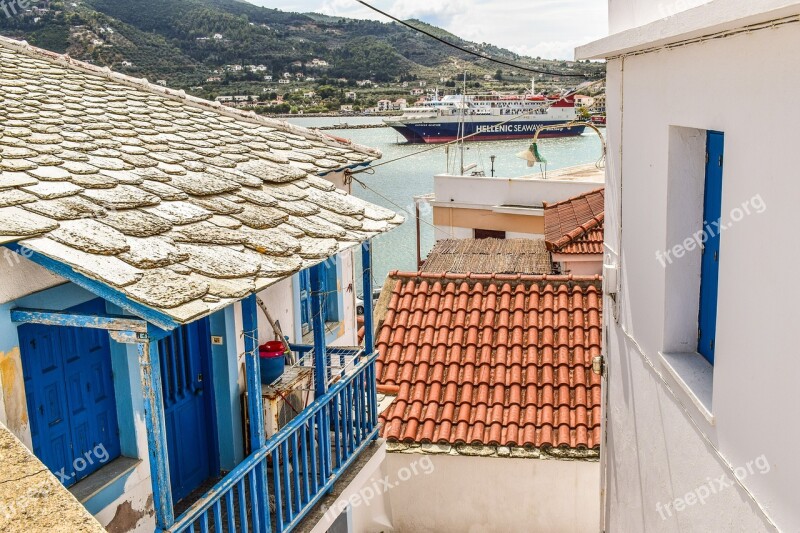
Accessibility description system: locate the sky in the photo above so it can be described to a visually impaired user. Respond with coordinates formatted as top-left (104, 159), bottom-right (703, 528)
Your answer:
top-left (246, 0), bottom-right (607, 60)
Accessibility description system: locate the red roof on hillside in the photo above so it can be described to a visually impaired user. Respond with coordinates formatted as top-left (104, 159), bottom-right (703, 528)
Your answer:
top-left (544, 188), bottom-right (605, 255)
top-left (375, 271), bottom-right (602, 450)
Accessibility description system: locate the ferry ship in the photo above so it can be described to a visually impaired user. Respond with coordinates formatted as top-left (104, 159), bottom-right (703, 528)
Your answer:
top-left (384, 93), bottom-right (585, 144)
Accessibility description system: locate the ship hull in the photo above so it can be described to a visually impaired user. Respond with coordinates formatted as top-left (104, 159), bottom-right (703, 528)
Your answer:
top-left (387, 120), bottom-right (586, 144)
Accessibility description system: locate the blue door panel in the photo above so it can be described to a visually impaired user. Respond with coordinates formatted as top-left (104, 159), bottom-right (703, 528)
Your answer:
top-left (159, 317), bottom-right (216, 503)
top-left (698, 131), bottom-right (724, 364)
top-left (19, 298), bottom-right (121, 487)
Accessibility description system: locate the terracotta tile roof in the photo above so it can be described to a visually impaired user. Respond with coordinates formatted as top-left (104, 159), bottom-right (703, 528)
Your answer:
top-left (0, 37), bottom-right (402, 326)
top-left (544, 188), bottom-right (604, 255)
top-left (376, 271), bottom-right (602, 450)
top-left (421, 238), bottom-right (552, 275)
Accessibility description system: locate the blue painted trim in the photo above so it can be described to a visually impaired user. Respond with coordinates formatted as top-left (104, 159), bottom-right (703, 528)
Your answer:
top-left (211, 307), bottom-right (243, 470)
top-left (10, 308), bottom-right (147, 332)
top-left (310, 263), bottom-right (328, 396)
top-left (3, 244), bottom-right (181, 331)
top-left (138, 329), bottom-right (174, 530)
top-left (291, 273), bottom-right (303, 343)
top-left (361, 241), bottom-right (375, 355)
top-left (241, 295), bottom-right (270, 532)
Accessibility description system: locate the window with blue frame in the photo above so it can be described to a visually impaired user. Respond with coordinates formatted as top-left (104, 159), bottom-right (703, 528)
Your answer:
top-left (299, 258), bottom-right (340, 336)
top-left (697, 131), bottom-right (724, 365)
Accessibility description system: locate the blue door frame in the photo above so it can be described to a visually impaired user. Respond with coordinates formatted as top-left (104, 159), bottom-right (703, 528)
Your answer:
top-left (158, 317), bottom-right (219, 503)
top-left (19, 298), bottom-right (121, 487)
top-left (698, 131), bottom-right (724, 364)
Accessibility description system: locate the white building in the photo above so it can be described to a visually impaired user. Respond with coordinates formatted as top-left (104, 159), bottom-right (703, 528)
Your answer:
top-left (394, 98), bottom-right (407, 110)
top-left (410, 88), bottom-right (424, 96)
top-left (278, 79), bottom-right (290, 85)
top-left (428, 164), bottom-right (604, 241)
top-left (376, 99), bottom-right (392, 112)
top-left (264, 75), bottom-right (273, 82)
top-left (345, 91), bottom-right (357, 100)
top-left (577, 0), bottom-right (798, 531)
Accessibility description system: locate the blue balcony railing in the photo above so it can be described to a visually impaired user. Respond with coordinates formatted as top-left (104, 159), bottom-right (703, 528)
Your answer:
top-left (166, 349), bottom-right (379, 533)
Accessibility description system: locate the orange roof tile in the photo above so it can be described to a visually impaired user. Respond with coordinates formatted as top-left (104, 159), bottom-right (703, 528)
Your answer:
top-left (376, 271), bottom-right (602, 450)
top-left (544, 188), bottom-right (604, 255)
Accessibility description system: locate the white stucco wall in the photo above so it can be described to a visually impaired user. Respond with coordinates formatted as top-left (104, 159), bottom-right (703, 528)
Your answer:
top-left (384, 453), bottom-right (599, 533)
top-left (586, 7), bottom-right (800, 531)
top-left (0, 254), bottom-right (65, 304)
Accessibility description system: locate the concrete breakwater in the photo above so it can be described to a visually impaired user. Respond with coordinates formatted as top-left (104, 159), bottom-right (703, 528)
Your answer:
top-left (314, 123), bottom-right (390, 131)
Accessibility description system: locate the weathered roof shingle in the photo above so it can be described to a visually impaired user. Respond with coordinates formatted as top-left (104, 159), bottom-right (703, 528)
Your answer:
top-left (0, 37), bottom-right (402, 325)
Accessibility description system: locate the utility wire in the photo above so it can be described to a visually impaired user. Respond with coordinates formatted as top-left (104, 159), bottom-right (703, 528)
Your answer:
top-left (355, 0), bottom-right (595, 78)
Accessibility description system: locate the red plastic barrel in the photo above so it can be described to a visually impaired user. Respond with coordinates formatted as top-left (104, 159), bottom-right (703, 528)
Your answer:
top-left (259, 341), bottom-right (286, 384)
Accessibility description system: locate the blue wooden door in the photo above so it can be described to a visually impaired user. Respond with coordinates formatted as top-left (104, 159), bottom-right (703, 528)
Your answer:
top-left (698, 131), bottom-right (724, 364)
top-left (20, 298), bottom-right (121, 487)
top-left (158, 318), bottom-right (217, 503)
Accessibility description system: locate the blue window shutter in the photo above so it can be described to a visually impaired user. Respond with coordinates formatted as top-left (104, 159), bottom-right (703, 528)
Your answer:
top-left (323, 261), bottom-right (340, 322)
top-left (698, 131), bottom-right (724, 364)
top-left (299, 270), bottom-right (312, 334)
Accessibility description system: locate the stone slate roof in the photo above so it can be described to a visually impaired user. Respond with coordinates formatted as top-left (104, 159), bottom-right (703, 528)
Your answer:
top-left (0, 37), bottom-right (402, 325)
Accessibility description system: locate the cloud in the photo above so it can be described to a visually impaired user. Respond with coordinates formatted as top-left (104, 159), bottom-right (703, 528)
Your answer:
top-left (246, 0), bottom-right (607, 60)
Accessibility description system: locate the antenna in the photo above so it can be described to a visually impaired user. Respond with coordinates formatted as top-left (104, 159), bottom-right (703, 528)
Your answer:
top-left (460, 70), bottom-right (467, 175)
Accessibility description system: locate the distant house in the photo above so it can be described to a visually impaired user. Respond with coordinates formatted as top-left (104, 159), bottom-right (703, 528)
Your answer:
top-left (206, 76), bottom-right (221, 82)
top-left (120, 60), bottom-right (132, 67)
top-left (212, 33), bottom-right (223, 40)
top-left (543, 187), bottom-right (604, 276)
top-left (264, 75), bottom-right (273, 82)
top-left (419, 80), bottom-right (427, 87)
top-left (215, 95), bottom-right (234, 102)
top-left (589, 93), bottom-right (605, 114)
top-left (303, 91), bottom-right (316, 99)
top-left (295, 72), bottom-right (304, 79)
top-left (573, 94), bottom-right (595, 108)
top-left (484, 74), bottom-right (494, 81)
top-left (376, 99), bottom-right (392, 111)
top-left (282, 72), bottom-right (292, 79)
top-left (345, 91), bottom-right (357, 100)
top-left (278, 79), bottom-right (290, 85)
top-left (402, 81), bottom-right (409, 88)
top-left (155, 79), bottom-right (167, 86)
top-left (394, 98), bottom-right (408, 110)
top-left (305, 77), bottom-right (315, 82)
top-left (340, 104), bottom-right (354, 112)
top-left (356, 80), bottom-right (372, 87)
top-left (410, 88), bottom-right (424, 96)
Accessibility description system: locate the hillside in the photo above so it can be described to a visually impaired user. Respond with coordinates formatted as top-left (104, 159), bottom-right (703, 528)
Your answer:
top-left (0, 0), bottom-right (603, 82)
